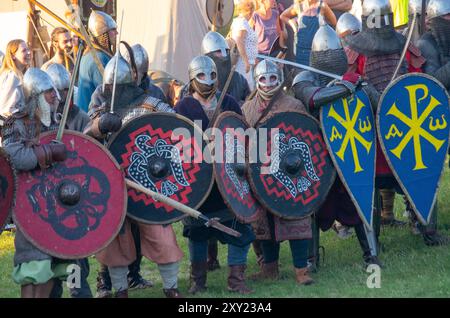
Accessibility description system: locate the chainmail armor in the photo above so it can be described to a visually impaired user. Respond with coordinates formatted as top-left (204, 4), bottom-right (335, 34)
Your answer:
top-left (310, 49), bottom-right (348, 86)
top-left (364, 53), bottom-right (407, 93)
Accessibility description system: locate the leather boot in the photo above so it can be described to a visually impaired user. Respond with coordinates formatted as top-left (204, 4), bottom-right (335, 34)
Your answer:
top-left (419, 204), bottom-right (450, 246)
top-left (188, 262), bottom-right (208, 294)
top-left (249, 261), bottom-right (279, 281)
top-left (114, 289), bottom-right (128, 298)
top-left (355, 223), bottom-right (383, 268)
top-left (294, 267), bottom-right (314, 285)
top-left (227, 265), bottom-right (252, 295)
top-left (207, 239), bottom-right (220, 271)
top-left (381, 189), bottom-right (406, 226)
top-left (163, 288), bottom-right (184, 298)
top-left (252, 240), bottom-right (265, 269)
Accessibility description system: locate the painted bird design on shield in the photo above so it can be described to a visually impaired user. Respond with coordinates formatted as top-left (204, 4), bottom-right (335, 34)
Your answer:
top-left (224, 132), bottom-right (250, 199)
top-left (270, 133), bottom-right (320, 198)
top-left (128, 135), bottom-right (190, 197)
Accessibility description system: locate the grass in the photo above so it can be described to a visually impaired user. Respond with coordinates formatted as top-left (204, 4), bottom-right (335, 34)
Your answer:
top-left (1, 170), bottom-right (450, 298)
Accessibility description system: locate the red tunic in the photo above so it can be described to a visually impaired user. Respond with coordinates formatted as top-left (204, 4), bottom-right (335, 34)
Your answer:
top-left (344, 44), bottom-right (425, 177)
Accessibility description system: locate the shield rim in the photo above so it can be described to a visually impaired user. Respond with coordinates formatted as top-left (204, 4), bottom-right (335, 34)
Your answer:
top-left (213, 111), bottom-right (264, 223)
top-left (248, 110), bottom-right (336, 220)
top-left (319, 89), bottom-right (376, 230)
top-left (13, 130), bottom-right (128, 259)
top-left (107, 112), bottom-right (215, 225)
top-left (206, 0), bottom-right (235, 28)
top-left (376, 72), bottom-right (450, 225)
top-left (0, 148), bottom-right (16, 234)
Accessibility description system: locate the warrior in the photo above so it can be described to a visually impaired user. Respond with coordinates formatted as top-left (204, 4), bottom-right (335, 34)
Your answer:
top-left (344, 0), bottom-right (421, 229)
top-left (85, 54), bottom-right (184, 298)
top-left (346, 0), bottom-right (448, 246)
top-left (92, 43), bottom-right (175, 297)
top-left (201, 31), bottom-right (251, 271)
top-left (77, 10), bottom-right (117, 112)
top-left (123, 44), bottom-right (167, 103)
top-left (41, 27), bottom-right (74, 73)
top-left (41, 64), bottom-right (92, 298)
top-left (175, 55), bottom-right (255, 295)
top-left (292, 23), bottom-right (382, 268)
top-left (201, 32), bottom-right (250, 104)
top-left (1, 68), bottom-right (68, 298)
top-left (242, 59), bottom-right (313, 286)
top-left (414, 0), bottom-right (450, 243)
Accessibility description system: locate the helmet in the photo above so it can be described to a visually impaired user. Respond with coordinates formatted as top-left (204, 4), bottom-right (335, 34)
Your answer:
top-left (23, 68), bottom-right (56, 101)
top-left (310, 25), bottom-right (348, 86)
top-left (427, 0), bottom-right (450, 20)
top-left (188, 55), bottom-right (217, 86)
top-left (201, 31), bottom-right (229, 57)
top-left (23, 68), bottom-right (57, 126)
top-left (123, 44), bottom-right (149, 84)
top-left (361, 0), bottom-right (393, 29)
top-left (254, 59), bottom-right (283, 100)
top-left (103, 54), bottom-right (134, 89)
top-left (312, 24), bottom-right (343, 52)
top-left (253, 59), bottom-right (283, 88)
top-left (88, 10), bottom-right (117, 37)
top-left (336, 13), bottom-right (362, 38)
top-left (362, 0), bottom-right (392, 17)
top-left (292, 71), bottom-right (316, 87)
top-left (45, 64), bottom-right (70, 92)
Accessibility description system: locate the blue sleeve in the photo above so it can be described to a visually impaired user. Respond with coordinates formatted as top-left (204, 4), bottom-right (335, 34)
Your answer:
top-left (92, 53), bottom-right (110, 89)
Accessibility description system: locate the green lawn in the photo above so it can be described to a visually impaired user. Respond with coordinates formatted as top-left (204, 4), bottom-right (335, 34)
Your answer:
top-left (1, 170), bottom-right (450, 298)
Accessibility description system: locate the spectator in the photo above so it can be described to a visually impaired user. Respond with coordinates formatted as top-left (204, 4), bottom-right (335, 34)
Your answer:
top-left (41, 27), bottom-right (74, 72)
top-left (231, 0), bottom-right (258, 89)
top-left (0, 39), bottom-right (30, 117)
top-left (251, 0), bottom-right (286, 56)
top-left (325, 0), bottom-right (353, 20)
top-left (281, 0), bottom-right (337, 66)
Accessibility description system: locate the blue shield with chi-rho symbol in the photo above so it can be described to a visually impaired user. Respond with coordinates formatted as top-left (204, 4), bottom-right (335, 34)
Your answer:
top-left (377, 73), bottom-right (450, 225)
top-left (321, 89), bottom-right (376, 230)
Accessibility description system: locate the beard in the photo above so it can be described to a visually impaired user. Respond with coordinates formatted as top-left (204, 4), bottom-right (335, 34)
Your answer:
top-left (37, 94), bottom-right (59, 127)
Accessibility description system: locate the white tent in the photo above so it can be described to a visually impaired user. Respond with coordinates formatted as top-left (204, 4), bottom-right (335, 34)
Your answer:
top-left (118, 0), bottom-right (209, 82)
top-left (0, 0), bottom-right (211, 82)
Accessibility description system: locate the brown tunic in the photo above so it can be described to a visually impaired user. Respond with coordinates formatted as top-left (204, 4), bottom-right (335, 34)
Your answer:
top-left (242, 93), bottom-right (312, 242)
top-left (95, 220), bottom-right (184, 267)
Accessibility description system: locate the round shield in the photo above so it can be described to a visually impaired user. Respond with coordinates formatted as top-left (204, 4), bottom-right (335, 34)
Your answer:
top-left (0, 148), bottom-right (16, 233)
top-left (108, 113), bottom-right (214, 224)
top-left (206, 0), bottom-right (235, 28)
top-left (14, 131), bottom-right (127, 259)
top-left (213, 111), bottom-right (264, 223)
top-left (249, 111), bottom-right (336, 219)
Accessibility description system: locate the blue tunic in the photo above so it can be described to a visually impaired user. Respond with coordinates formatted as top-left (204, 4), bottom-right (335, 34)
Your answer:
top-left (77, 50), bottom-right (111, 112)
